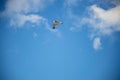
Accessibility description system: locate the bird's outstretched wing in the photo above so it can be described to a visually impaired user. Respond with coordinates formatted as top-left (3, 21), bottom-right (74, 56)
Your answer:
top-left (52, 20), bottom-right (63, 29)
top-left (52, 23), bottom-right (57, 29)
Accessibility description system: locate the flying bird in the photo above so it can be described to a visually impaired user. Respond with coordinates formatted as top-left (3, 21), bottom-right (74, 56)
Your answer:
top-left (52, 20), bottom-right (63, 29)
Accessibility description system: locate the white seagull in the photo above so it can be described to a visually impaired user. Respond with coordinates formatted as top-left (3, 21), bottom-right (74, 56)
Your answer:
top-left (52, 20), bottom-right (63, 29)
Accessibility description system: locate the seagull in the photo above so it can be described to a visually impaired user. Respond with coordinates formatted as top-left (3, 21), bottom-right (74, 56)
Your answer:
top-left (52, 20), bottom-right (63, 29)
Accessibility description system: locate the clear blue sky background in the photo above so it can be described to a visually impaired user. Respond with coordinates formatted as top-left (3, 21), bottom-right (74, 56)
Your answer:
top-left (0, 0), bottom-right (120, 80)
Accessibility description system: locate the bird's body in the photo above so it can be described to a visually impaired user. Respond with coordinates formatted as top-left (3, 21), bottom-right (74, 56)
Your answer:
top-left (52, 20), bottom-right (63, 29)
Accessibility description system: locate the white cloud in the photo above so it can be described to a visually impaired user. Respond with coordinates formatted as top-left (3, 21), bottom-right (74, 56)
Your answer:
top-left (64, 0), bottom-right (83, 32)
top-left (64, 0), bottom-right (89, 32)
top-left (82, 5), bottom-right (120, 50)
top-left (0, 0), bottom-right (62, 37)
top-left (33, 32), bottom-right (38, 38)
top-left (64, 0), bottom-right (79, 7)
top-left (64, 2), bottom-right (120, 50)
top-left (1, 0), bottom-right (54, 27)
top-left (5, 0), bottom-right (54, 14)
top-left (68, 11), bottom-right (83, 31)
top-left (87, 5), bottom-right (120, 35)
top-left (10, 14), bottom-right (46, 27)
top-left (93, 37), bottom-right (102, 50)
top-left (64, 1), bottom-right (120, 35)
top-left (0, 0), bottom-right (61, 39)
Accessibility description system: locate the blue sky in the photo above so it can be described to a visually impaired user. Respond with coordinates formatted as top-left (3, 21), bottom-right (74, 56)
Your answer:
top-left (0, 0), bottom-right (120, 80)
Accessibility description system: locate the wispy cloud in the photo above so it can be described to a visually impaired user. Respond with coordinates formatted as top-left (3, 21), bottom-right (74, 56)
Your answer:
top-left (4, 0), bottom-right (54, 13)
top-left (87, 5), bottom-right (120, 35)
top-left (68, 11), bottom-right (83, 31)
top-left (83, 5), bottom-right (120, 50)
top-left (64, 0), bottom-right (79, 7)
top-left (66, 4), bottom-right (120, 35)
top-left (1, 0), bottom-right (54, 27)
top-left (93, 37), bottom-right (102, 50)
top-left (64, 0), bottom-right (84, 31)
top-left (84, 5), bottom-right (120, 50)
top-left (10, 14), bottom-right (46, 27)
top-left (0, 0), bottom-right (63, 38)
top-left (64, 0), bottom-right (120, 50)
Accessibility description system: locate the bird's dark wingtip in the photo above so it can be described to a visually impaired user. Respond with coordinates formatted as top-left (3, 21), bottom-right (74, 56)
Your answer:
top-left (52, 27), bottom-right (55, 29)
